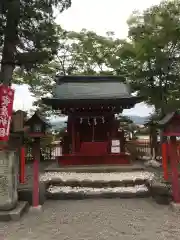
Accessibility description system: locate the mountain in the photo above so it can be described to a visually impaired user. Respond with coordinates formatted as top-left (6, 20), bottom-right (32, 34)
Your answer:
top-left (128, 115), bottom-right (149, 125)
top-left (50, 115), bottom-right (149, 131)
top-left (51, 120), bottom-right (67, 131)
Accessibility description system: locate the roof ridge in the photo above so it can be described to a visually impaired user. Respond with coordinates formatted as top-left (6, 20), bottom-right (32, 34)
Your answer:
top-left (56, 75), bottom-right (126, 83)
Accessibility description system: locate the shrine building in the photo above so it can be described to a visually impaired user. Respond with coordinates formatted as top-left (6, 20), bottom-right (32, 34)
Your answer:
top-left (43, 75), bottom-right (141, 165)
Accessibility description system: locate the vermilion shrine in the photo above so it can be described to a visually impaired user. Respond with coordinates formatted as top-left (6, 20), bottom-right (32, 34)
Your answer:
top-left (43, 76), bottom-right (141, 166)
top-left (159, 112), bottom-right (180, 203)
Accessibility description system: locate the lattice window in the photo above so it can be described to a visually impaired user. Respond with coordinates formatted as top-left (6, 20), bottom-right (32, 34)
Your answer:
top-left (33, 124), bottom-right (41, 132)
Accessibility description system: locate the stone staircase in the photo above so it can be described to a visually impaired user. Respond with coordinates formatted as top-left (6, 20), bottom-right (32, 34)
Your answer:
top-left (40, 164), bottom-right (154, 200)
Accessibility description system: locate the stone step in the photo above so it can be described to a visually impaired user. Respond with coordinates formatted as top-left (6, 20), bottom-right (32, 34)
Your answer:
top-left (44, 178), bottom-right (148, 188)
top-left (40, 171), bottom-right (154, 185)
top-left (45, 163), bottom-right (146, 173)
top-left (41, 171), bottom-right (154, 200)
top-left (0, 201), bottom-right (29, 222)
top-left (46, 185), bottom-right (150, 200)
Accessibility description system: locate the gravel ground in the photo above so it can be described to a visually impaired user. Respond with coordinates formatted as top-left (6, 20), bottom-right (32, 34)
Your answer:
top-left (0, 199), bottom-right (180, 240)
top-left (10, 162), bottom-right (175, 240)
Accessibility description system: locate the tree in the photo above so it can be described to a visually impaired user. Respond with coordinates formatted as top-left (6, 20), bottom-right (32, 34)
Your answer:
top-left (144, 111), bottom-right (161, 158)
top-left (13, 0), bottom-right (180, 122)
top-left (0, 0), bottom-right (71, 210)
top-left (116, 114), bottom-right (138, 139)
top-left (21, 29), bottom-right (127, 115)
top-left (0, 0), bottom-right (71, 86)
top-left (121, 0), bottom-right (180, 115)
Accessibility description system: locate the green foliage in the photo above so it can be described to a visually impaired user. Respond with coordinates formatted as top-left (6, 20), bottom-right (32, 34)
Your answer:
top-left (20, 29), bottom-right (128, 115)
top-left (124, 0), bottom-right (180, 114)
top-left (0, 0), bottom-right (71, 85)
top-left (11, 0), bottom-right (180, 119)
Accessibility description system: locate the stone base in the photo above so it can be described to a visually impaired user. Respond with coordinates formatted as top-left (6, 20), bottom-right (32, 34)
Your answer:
top-left (46, 190), bottom-right (150, 200)
top-left (170, 202), bottom-right (180, 212)
top-left (0, 201), bottom-right (29, 221)
top-left (45, 163), bottom-right (145, 173)
top-left (18, 183), bottom-right (46, 206)
top-left (29, 205), bottom-right (42, 213)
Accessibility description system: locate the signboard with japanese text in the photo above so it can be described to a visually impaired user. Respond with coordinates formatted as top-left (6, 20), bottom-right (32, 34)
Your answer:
top-left (111, 146), bottom-right (121, 153)
top-left (111, 140), bottom-right (120, 147)
top-left (0, 85), bottom-right (14, 142)
top-left (0, 151), bottom-right (18, 210)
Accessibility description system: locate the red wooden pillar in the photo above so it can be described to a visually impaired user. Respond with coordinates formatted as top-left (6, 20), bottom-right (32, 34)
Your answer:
top-left (76, 132), bottom-right (80, 152)
top-left (169, 136), bottom-right (180, 203)
top-left (19, 146), bottom-right (26, 184)
top-left (121, 130), bottom-right (125, 153)
top-left (71, 116), bottom-right (76, 154)
top-left (92, 121), bottom-right (95, 142)
top-left (162, 142), bottom-right (168, 181)
top-left (32, 138), bottom-right (40, 207)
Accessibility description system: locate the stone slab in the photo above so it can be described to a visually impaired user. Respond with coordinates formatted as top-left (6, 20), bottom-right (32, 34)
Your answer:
top-left (0, 201), bottom-right (29, 221)
top-left (0, 151), bottom-right (18, 210)
top-left (45, 163), bottom-right (145, 173)
top-left (45, 178), bottom-right (148, 189)
top-left (18, 183), bottom-right (46, 206)
top-left (46, 191), bottom-right (150, 200)
top-left (170, 202), bottom-right (180, 212)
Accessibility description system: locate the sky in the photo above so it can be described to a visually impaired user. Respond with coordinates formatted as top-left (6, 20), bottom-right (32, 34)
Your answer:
top-left (13, 0), bottom-right (162, 117)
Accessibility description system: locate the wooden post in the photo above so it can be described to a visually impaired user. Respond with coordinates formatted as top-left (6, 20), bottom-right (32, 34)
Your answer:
top-left (77, 132), bottom-right (80, 152)
top-left (169, 136), bottom-right (180, 203)
top-left (32, 138), bottom-right (40, 207)
top-left (162, 142), bottom-right (168, 181)
top-left (71, 117), bottom-right (75, 154)
top-left (19, 146), bottom-right (25, 184)
top-left (92, 121), bottom-right (95, 142)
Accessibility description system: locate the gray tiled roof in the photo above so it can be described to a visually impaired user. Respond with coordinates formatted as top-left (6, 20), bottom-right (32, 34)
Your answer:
top-left (158, 112), bottom-right (176, 125)
top-left (53, 76), bottom-right (132, 100)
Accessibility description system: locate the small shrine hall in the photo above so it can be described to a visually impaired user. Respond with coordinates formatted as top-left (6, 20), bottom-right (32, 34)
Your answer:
top-left (43, 76), bottom-right (141, 165)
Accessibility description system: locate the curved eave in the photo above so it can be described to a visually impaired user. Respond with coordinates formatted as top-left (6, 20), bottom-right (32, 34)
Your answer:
top-left (42, 96), bottom-right (142, 110)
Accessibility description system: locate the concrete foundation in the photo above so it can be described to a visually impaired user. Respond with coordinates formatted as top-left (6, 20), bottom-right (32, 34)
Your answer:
top-left (0, 201), bottom-right (29, 221)
top-left (170, 202), bottom-right (180, 212)
top-left (29, 205), bottom-right (42, 213)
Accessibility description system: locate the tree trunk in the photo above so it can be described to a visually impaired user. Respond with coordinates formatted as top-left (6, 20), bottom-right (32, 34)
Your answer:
top-left (0, 0), bottom-right (20, 211)
top-left (0, 0), bottom-right (20, 85)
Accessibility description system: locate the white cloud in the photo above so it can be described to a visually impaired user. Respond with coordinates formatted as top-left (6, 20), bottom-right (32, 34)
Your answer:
top-left (14, 0), bottom-right (161, 115)
top-left (123, 102), bottom-right (154, 117)
top-left (56, 0), bottom-right (161, 38)
top-left (12, 84), bottom-right (35, 111)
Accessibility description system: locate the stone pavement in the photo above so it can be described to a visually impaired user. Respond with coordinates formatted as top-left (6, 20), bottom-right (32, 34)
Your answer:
top-left (1, 199), bottom-right (180, 240)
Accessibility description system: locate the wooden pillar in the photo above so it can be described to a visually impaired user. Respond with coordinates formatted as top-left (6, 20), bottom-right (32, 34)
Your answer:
top-left (19, 146), bottom-right (25, 184)
top-left (120, 130), bottom-right (125, 153)
top-left (76, 132), bottom-right (80, 152)
top-left (111, 116), bottom-right (116, 138)
top-left (71, 116), bottom-right (76, 154)
top-left (169, 136), bottom-right (180, 203)
top-left (92, 121), bottom-right (95, 142)
top-left (32, 137), bottom-right (40, 207)
top-left (162, 141), bottom-right (168, 181)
